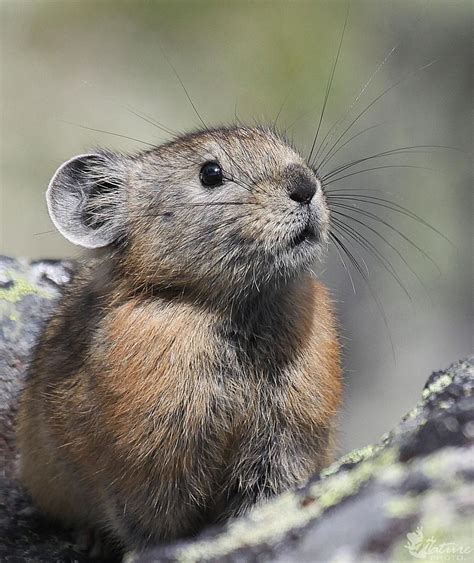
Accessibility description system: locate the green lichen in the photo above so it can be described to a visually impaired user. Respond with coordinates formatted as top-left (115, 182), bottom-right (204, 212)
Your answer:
top-left (165, 444), bottom-right (472, 563)
top-left (174, 492), bottom-right (311, 563)
top-left (0, 269), bottom-right (52, 329)
top-left (0, 270), bottom-right (48, 304)
top-left (172, 449), bottom-right (398, 563)
top-left (422, 373), bottom-right (453, 400)
top-left (315, 449), bottom-right (397, 509)
top-left (389, 513), bottom-right (474, 563)
top-left (386, 448), bottom-right (474, 560)
top-left (395, 368), bottom-right (459, 428)
top-left (422, 447), bottom-right (470, 482)
top-left (404, 404), bottom-right (422, 421)
top-left (321, 444), bottom-right (379, 478)
top-left (386, 494), bottom-right (420, 518)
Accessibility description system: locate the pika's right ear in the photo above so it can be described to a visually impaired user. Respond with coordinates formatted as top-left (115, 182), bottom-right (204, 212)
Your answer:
top-left (46, 153), bottom-right (126, 248)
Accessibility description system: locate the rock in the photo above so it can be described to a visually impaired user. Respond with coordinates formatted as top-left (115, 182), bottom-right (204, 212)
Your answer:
top-left (0, 257), bottom-right (87, 562)
top-left (0, 256), bottom-right (473, 562)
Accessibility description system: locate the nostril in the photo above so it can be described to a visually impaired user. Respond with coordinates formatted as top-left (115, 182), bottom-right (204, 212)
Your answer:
top-left (289, 181), bottom-right (316, 204)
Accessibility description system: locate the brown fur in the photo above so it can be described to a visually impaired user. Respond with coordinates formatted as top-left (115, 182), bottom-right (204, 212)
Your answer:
top-left (17, 126), bottom-right (342, 552)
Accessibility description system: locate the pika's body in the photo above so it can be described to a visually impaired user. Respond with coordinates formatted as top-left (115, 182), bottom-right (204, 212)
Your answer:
top-left (18, 127), bottom-right (341, 550)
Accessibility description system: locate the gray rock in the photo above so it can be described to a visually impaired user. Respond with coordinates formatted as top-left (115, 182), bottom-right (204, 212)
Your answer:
top-left (0, 256), bottom-right (472, 562)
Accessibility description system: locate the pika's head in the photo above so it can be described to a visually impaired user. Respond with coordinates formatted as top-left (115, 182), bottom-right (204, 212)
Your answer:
top-left (48, 127), bottom-right (330, 298)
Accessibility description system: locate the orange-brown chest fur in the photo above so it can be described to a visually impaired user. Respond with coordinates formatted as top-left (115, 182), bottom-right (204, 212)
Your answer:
top-left (25, 270), bottom-right (341, 538)
top-left (90, 278), bottom-right (340, 451)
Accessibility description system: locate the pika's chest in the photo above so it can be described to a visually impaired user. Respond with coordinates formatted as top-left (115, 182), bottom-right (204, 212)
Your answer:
top-left (94, 298), bottom-right (331, 511)
top-left (100, 294), bottom-right (325, 425)
top-left (99, 300), bottom-right (302, 446)
top-left (101, 298), bottom-right (297, 403)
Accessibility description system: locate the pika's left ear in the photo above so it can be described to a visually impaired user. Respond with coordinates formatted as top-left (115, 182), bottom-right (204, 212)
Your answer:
top-left (46, 151), bottom-right (129, 248)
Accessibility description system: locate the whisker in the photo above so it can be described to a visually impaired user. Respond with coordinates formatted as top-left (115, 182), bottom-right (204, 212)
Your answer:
top-left (331, 210), bottom-right (430, 299)
top-left (124, 106), bottom-right (179, 137)
top-left (324, 164), bottom-right (437, 185)
top-left (138, 202), bottom-right (260, 219)
top-left (328, 202), bottom-right (441, 273)
top-left (331, 215), bottom-right (413, 301)
top-left (33, 229), bottom-right (58, 236)
top-left (321, 144), bottom-right (453, 180)
top-left (326, 192), bottom-right (453, 245)
top-left (273, 91), bottom-right (292, 130)
top-left (307, 2), bottom-right (350, 164)
top-left (313, 60), bottom-right (438, 170)
top-left (329, 229), bottom-right (395, 359)
top-left (160, 45), bottom-right (208, 130)
top-left (59, 121), bottom-right (156, 147)
top-left (317, 121), bottom-right (394, 170)
top-left (328, 187), bottom-right (397, 194)
top-left (329, 231), bottom-right (357, 294)
top-left (175, 202), bottom-right (259, 207)
top-left (234, 100), bottom-right (243, 125)
top-left (313, 43), bottom-right (400, 167)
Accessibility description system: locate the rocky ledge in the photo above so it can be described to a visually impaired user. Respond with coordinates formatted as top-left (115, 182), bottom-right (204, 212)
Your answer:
top-left (1, 256), bottom-right (473, 562)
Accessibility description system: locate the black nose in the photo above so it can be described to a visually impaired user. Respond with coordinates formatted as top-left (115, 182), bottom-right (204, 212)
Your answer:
top-left (289, 177), bottom-right (316, 204)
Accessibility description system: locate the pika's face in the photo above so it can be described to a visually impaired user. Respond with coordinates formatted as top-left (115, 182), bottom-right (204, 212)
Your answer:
top-left (128, 127), bottom-right (330, 294)
top-left (47, 126), bottom-right (330, 298)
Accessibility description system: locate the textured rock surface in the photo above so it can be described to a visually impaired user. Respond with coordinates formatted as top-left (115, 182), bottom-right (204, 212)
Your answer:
top-left (0, 256), bottom-right (473, 562)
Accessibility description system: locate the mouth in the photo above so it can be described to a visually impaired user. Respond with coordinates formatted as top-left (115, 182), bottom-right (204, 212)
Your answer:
top-left (289, 223), bottom-right (318, 248)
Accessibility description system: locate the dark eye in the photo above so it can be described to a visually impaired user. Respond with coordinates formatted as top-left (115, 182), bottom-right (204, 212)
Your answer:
top-left (200, 161), bottom-right (223, 188)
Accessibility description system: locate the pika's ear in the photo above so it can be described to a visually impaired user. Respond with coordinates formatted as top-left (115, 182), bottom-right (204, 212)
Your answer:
top-left (46, 152), bottom-right (127, 248)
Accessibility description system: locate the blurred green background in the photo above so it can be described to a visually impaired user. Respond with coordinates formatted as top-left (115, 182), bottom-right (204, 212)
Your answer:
top-left (1, 0), bottom-right (472, 453)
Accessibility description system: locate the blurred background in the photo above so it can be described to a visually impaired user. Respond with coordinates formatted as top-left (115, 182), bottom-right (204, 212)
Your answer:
top-left (1, 0), bottom-right (472, 453)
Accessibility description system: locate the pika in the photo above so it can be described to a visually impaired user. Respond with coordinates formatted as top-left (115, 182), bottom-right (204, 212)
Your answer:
top-left (17, 126), bottom-right (341, 553)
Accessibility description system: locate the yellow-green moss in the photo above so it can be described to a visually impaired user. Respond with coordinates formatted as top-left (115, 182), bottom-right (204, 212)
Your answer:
top-left (0, 270), bottom-right (48, 304)
top-left (321, 444), bottom-right (379, 478)
top-left (422, 373), bottom-right (453, 400)
top-left (386, 494), bottom-right (420, 518)
top-left (172, 449), bottom-right (399, 563)
top-left (389, 515), bottom-right (473, 562)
